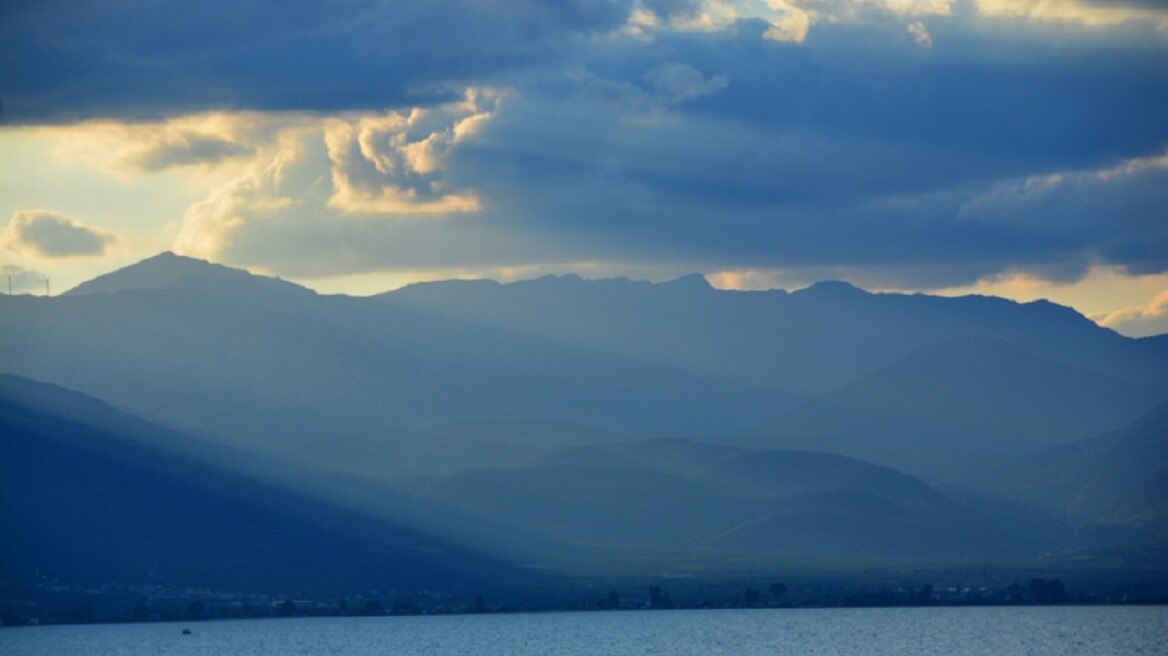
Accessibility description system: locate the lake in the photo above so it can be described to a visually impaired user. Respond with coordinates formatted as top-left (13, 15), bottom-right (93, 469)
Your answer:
top-left (2, 606), bottom-right (1165, 655)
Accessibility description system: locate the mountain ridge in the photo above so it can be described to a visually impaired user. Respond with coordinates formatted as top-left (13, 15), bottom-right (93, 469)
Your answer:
top-left (63, 251), bottom-right (310, 298)
top-left (2, 253), bottom-right (1165, 576)
top-left (5, 253), bottom-right (1165, 470)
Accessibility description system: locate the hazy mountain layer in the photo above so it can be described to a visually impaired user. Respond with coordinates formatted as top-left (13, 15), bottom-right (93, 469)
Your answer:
top-left (3, 253), bottom-right (1164, 485)
top-left (995, 403), bottom-right (1168, 532)
top-left (762, 337), bottom-right (1166, 475)
top-left (394, 436), bottom-right (1063, 564)
top-left (0, 375), bottom-right (525, 596)
top-left (6, 373), bottom-right (1164, 598)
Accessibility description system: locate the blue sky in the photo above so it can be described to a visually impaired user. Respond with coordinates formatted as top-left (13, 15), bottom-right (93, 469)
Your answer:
top-left (2, 0), bottom-right (1167, 335)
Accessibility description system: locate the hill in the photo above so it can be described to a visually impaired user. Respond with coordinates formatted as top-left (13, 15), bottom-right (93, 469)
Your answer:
top-left (403, 438), bottom-right (1052, 564)
top-left (994, 402), bottom-right (1168, 533)
top-left (761, 337), bottom-right (1166, 476)
top-left (0, 375), bottom-right (524, 597)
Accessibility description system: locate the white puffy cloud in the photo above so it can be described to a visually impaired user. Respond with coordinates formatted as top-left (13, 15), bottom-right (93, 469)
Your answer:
top-left (323, 89), bottom-right (502, 215)
top-left (171, 89), bottom-right (507, 263)
top-left (172, 134), bottom-right (308, 260)
top-left (2, 211), bottom-right (118, 258)
top-left (759, 1), bottom-right (815, 43)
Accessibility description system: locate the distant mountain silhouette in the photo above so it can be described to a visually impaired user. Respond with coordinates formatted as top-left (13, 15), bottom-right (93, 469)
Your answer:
top-left (385, 268), bottom-right (1166, 394)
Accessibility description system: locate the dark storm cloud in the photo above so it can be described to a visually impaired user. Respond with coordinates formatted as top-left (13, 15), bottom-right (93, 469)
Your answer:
top-left (428, 28), bottom-right (1168, 286)
top-left (0, 0), bottom-right (631, 122)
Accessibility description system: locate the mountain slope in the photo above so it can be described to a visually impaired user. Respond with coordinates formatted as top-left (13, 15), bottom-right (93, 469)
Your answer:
top-left (996, 402), bottom-right (1168, 531)
top-left (405, 438), bottom-right (1046, 561)
top-left (63, 251), bottom-right (308, 297)
top-left (0, 375), bottom-right (524, 595)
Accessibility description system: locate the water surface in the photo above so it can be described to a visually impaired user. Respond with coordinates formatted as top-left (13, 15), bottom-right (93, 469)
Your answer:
top-left (3, 606), bottom-right (1165, 655)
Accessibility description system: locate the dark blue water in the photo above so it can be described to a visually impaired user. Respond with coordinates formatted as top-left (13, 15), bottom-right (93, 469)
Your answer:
top-left (2, 606), bottom-right (1165, 655)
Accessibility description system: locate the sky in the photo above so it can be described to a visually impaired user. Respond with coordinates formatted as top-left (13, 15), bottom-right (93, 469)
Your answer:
top-left (2, 0), bottom-right (1167, 336)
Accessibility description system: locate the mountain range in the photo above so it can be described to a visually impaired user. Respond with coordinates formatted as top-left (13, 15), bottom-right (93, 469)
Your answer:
top-left (2, 252), bottom-right (1166, 602)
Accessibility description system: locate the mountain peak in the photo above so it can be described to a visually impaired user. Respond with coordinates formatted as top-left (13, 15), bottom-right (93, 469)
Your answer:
top-left (63, 252), bottom-right (307, 297)
top-left (795, 280), bottom-right (869, 299)
top-left (662, 273), bottom-right (712, 291)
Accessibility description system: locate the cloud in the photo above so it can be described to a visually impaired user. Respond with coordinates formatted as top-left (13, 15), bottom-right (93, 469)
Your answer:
top-left (907, 20), bottom-right (933, 46)
top-left (173, 135), bottom-right (308, 260)
top-left (2, 211), bottom-right (118, 258)
top-left (171, 92), bottom-right (1165, 290)
top-left (6, 0), bottom-right (1168, 297)
top-left (951, 150), bottom-right (1168, 278)
top-left (149, 99), bottom-right (1162, 294)
top-left (643, 62), bottom-right (729, 105)
top-left (568, 62), bottom-right (729, 113)
top-left (6, 0), bottom-right (1166, 126)
top-left (32, 113), bottom-right (303, 177)
top-left (441, 54), bottom-right (1168, 286)
top-left (124, 133), bottom-right (251, 171)
top-left (629, 0), bottom-right (955, 44)
top-left (168, 99), bottom-right (543, 271)
top-left (1, 0), bottom-right (632, 123)
top-left (640, 0), bottom-right (815, 42)
top-left (975, 0), bottom-right (1168, 31)
top-left (0, 264), bottom-right (48, 294)
top-left (1093, 288), bottom-right (1168, 338)
top-left (323, 89), bottom-right (501, 215)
